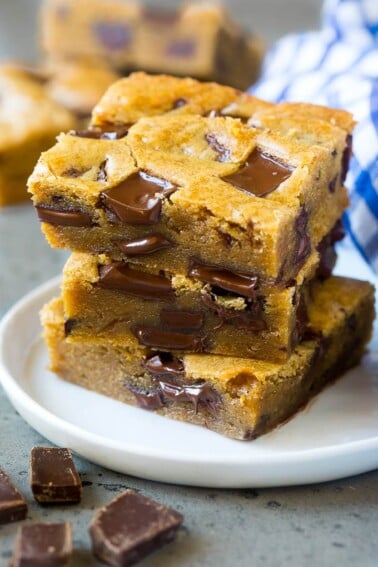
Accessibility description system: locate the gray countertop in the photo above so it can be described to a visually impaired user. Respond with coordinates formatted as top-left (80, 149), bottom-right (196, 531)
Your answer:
top-left (1, 1), bottom-right (377, 565)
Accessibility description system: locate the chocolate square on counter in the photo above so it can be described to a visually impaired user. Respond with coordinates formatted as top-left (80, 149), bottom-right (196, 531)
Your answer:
top-left (0, 468), bottom-right (27, 525)
top-left (30, 447), bottom-right (82, 504)
top-left (90, 489), bottom-right (183, 566)
top-left (9, 523), bottom-right (72, 567)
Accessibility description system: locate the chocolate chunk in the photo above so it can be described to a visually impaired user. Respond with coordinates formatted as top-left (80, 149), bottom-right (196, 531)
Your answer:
top-left (173, 98), bottom-right (188, 109)
top-left (0, 469), bottom-right (27, 525)
top-left (116, 233), bottom-right (172, 256)
top-left (223, 148), bottom-right (293, 197)
top-left (35, 205), bottom-right (92, 227)
top-left (160, 309), bottom-right (205, 331)
top-left (93, 21), bottom-right (132, 50)
top-left (10, 523), bottom-right (72, 567)
top-left (293, 208), bottom-right (311, 269)
top-left (292, 290), bottom-right (309, 345)
top-left (132, 325), bottom-right (207, 352)
top-left (64, 318), bottom-right (78, 336)
top-left (30, 447), bottom-right (82, 504)
top-left (101, 171), bottom-right (177, 225)
top-left (205, 133), bottom-right (231, 162)
top-left (328, 174), bottom-right (338, 193)
top-left (348, 313), bottom-right (357, 331)
top-left (72, 122), bottom-right (131, 140)
top-left (166, 39), bottom-right (196, 57)
top-left (98, 262), bottom-right (174, 301)
top-left (188, 260), bottom-right (258, 299)
top-left (144, 353), bottom-right (185, 379)
top-left (341, 134), bottom-right (353, 183)
top-left (201, 291), bottom-right (267, 331)
top-left (125, 383), bottom-right (165, 410)
top-left (90, 490), bottom-right (183, 566)
top-left (156, 378), bottom-right (221, 415)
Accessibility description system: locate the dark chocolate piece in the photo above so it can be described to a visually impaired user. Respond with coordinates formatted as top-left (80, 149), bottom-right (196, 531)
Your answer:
top-left (223, 148), bottom-right (293, 197)
top-left (90, 490), bottom-right (183, 566)
top-left (201, 291), bottom-right (267, 331)
top-left (116, 233), bottom-right (172, 256)
top-left (98, 262), bottom-right (174, 301)
top-left (173, 98), bottom-right (188, 109)
top-left (125, 383), bottom-right (165, 410)
top-left (132, 325), bottom-right (206, 352)
top-left (64, 318), bottom-right (78, 336)
top-left (0, 469), bottom-right (27, 525)
top-left (72, 122), bottom-right (131, 140)
top-left (160, 309), bottom-right (205, 331)
top-left (93, 21), bottom-right (132, 50)
top-left (30, 447), bottom-right (82, 504)
top-left (328, 174), bottom-right (338, 193)
top-left (144, 353), bottom-right (185, 379)
top-left (10, 523), bottom-right (72, 567)
top-left (155, 378), bottom-right (221, 415)
top-left (205, 133), bottom-right (231, 162)
top-left (188, 260), bottom-right (258, 299)
top-left (35, 205), bottom-right (92, 227)
top-left (101, 171), bottom-right (177, 225)
top-left (293, 208), bottom-right (311, 269)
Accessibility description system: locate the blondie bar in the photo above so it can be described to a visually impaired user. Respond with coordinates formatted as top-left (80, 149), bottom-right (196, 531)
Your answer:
top-left (0, 64), bottom-right (75, 206)
top-left (29, 74), bottom-right (353, 284)
top-left (41, 1), bottom-right (262, 89)
top-left (41, 277), bottom-right (375, 440)
top-left (61, 251), bottom-right (314, 362)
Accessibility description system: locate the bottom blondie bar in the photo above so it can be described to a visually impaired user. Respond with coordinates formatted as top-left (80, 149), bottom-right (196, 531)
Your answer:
top-left (41, 277), bottom-right (374, 440)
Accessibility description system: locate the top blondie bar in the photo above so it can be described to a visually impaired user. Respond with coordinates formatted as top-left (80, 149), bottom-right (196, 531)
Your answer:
top-left (28, 73), bottom-right (353, 285)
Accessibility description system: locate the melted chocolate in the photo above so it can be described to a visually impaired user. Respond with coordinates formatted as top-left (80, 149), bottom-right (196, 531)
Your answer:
top-left (188, 260), bottom-right (258, 299)
top-left (98, 263), bottom-right (174, 301)
top-left (294, 208), bottom-right (311, 269)
top-left (97, 160), bottom-right (108, 182)
top-left (160, 309), bottom-right (205, 331)
top-left (205, 133), bottom-right (231, 162)
top-left (201, 291), bottom-right (267, 331)
top-left (131, 326), bottom-right (207, 351)
top-left (62, 167), bottom-right (88, 178)
top-left (156, 378), bottom-right (221, 415)
top-left (223, 149), bottom-right (293, 197)
top-left (125, 383), bottom-right (164, 410)
top-left (72, 122), bottom-right (131, 140)
top-left (116, 233), bottom-right (172, 256)
top-left (101, 171), bottom-right (177, 225)
top-left (35, 205), bottom-right (92, 227)
top-left (144, 353), bottom-right (185, 379)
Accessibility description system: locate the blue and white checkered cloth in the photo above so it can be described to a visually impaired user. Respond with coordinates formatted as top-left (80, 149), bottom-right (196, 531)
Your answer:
top-left (249, 0), bottom-right (378, 272)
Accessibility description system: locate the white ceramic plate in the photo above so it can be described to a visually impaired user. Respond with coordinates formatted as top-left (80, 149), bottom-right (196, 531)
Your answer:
top-left (0, 241), bottom-right (377, 488)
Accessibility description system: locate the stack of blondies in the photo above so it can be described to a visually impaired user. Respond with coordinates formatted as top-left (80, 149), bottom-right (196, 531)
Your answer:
top-left (28, 73), bottom-right (375, 440)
